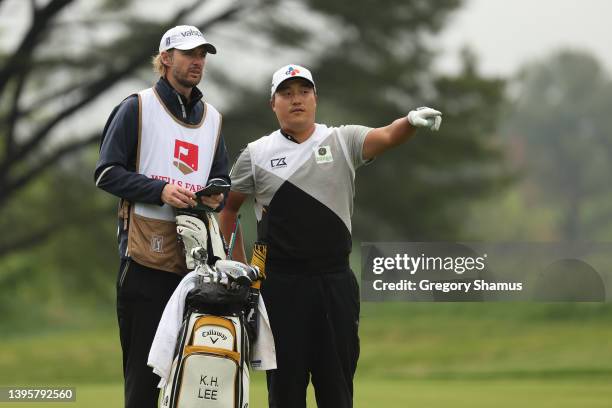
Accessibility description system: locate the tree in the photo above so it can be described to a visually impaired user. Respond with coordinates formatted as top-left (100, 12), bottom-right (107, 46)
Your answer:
top-left (501, 50), bottom-right (612, 241)
top-left (0, 0), bottom-right (292, 319)
top-left (0, 0), bottom-right (273, 257)
top-left (0, 0), bottom-right (512, 314)
top-left (0, 0), bottom-right (511, 259)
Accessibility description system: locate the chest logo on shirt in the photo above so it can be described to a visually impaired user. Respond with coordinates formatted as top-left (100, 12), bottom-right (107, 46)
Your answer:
top-left (315, 145), bottom-right (333, 164)
top-left (173, 140), bottom-right (199, 175)
top-left (270, 157), bottom-right (287, 168)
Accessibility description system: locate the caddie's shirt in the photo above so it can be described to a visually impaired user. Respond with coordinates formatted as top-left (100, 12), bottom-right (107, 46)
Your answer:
top-left (230, 124), bottom-right (372, 266)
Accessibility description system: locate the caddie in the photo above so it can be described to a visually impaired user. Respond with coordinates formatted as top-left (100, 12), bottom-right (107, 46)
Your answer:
top-left (219, 64), bottom-right (442, 407)
top-left (94, 25), bottom-right (230, 407)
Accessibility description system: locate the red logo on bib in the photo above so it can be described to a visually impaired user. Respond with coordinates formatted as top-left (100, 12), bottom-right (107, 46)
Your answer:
top-left (173, 140), bottom-right (199, 175)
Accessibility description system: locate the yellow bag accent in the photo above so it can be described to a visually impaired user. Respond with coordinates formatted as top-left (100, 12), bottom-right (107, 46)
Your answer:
top-left (250, 242), bottom-right (267, 278)
top-left (184, 345), bottom-right (240, 364)
top-left (191, 316), bottom-right (237, 344)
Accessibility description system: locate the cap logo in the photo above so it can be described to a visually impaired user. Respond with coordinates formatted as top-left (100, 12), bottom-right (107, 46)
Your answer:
top-left (181, 29), bottom-right (203, 38)
top-left (165, 37), bottom-right (171, 46)
top-left (285, 67), bottom-right (300, 76)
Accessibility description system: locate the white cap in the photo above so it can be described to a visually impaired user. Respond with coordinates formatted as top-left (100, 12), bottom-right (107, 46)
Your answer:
top-left (159, 25), bottom-right (217, 54)
top-left (270, 64), bottom-right (316, 97)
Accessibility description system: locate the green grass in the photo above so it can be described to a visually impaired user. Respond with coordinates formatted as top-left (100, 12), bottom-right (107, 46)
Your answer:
top-left (358, 303), bottom-right (612, 380)
top-left (1, 378), bottom-right (611, 408)
top-left (1, 303), bottom-right (612, 407)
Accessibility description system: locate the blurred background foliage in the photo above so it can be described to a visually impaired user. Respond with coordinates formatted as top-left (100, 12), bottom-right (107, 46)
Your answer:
top-left (2, 0), bottom-right (612, 326)
top-left (1, 0), bottom-right (612, 405)
top-left (0, 0), bottom-right (519, 323)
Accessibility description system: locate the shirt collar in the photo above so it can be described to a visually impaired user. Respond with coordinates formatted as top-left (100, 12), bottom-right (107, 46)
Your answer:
top-left (280, 129), bottom-right (299, 143)
top-left (155, 77), bottom-right (203, 110)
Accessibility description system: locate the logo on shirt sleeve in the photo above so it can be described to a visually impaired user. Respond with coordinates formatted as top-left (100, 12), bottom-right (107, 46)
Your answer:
top-left (173, 140), bottom-right (199, 174)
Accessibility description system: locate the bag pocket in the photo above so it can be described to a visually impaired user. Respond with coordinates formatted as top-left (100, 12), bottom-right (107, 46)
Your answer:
top-left (191, 316), bottom-right (236, 350)
top-left (175, 346), bottom-right (240, 408)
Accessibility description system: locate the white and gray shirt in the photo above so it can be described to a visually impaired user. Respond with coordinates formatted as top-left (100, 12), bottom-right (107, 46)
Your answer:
top-left (230, 123), bottom-right (371, 265)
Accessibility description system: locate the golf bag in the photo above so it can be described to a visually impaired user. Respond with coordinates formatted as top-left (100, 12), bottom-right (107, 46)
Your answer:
top-left (158, 209), bottom-right (260, 408)
top-left (158, 296), bottom-right (250, 408)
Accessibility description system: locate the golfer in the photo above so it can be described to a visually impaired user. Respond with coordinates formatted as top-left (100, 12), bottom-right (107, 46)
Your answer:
top-left (219, 64), bottom-right (442, 407)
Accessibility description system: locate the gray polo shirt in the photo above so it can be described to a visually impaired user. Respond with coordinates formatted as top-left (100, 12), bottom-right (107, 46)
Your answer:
top-left (230, 123), bottom-right (371, 263)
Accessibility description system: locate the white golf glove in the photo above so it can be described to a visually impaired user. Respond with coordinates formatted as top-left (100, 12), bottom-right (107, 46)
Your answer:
top-left (176, 214), bottom-right (208, 270)
top-left (407, 107), bottom-right (442, 131)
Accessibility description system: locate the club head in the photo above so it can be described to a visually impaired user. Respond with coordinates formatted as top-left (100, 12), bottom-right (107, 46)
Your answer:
top-left (191, 247), bottom-right (208, 263)
top-left (215, 260), bottom-right (258, 286)
top-left (207, 177), bottom-right (231, 190)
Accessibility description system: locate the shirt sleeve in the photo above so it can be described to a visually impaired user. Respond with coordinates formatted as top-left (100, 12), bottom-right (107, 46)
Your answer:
top-left (337, 124), bottom-right (373, 169)
top-left (229, 146), bottom-right (255, 194)
top-left (94, 96), bottom-right (167, 205)
top-left (208, 134), bottom-right (231, 212)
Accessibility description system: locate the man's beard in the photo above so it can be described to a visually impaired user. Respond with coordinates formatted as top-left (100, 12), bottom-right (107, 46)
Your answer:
top-left (174, 68), bottom-right (201, 89)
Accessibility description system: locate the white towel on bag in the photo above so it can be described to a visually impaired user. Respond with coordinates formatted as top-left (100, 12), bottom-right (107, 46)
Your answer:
top-left (147, 272), bottom-right (276, 388)
top-left (250, 294), bottom-right (277, 371)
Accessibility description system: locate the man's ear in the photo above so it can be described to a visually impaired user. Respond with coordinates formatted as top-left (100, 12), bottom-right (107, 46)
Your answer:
top-left (161, 50), bottom-right (173, 66)
top-left (270, 95), bottom-right (275, 111)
